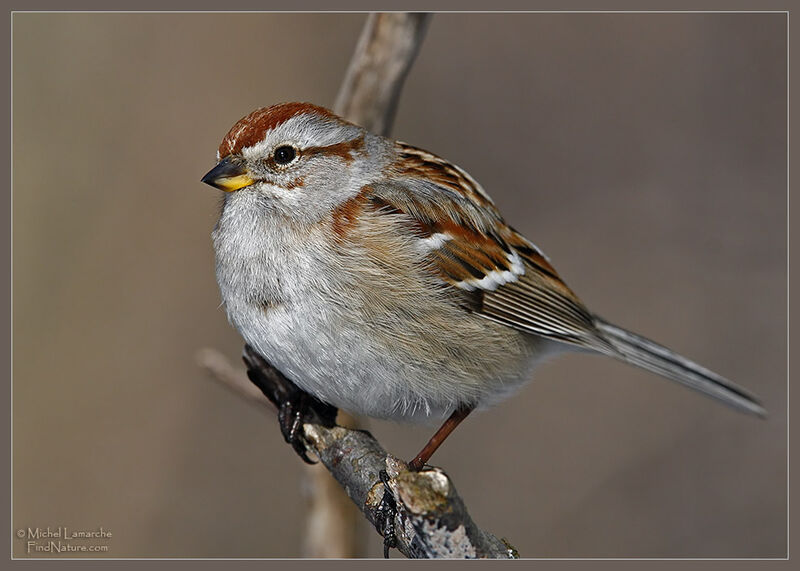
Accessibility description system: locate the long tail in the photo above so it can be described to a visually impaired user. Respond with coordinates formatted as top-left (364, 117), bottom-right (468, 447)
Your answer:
top-left (593, 316), bottom-right (766, 417)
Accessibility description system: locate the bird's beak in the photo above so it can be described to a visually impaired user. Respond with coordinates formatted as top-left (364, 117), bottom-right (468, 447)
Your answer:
top-left (201, 156), bottom-right (255, 192)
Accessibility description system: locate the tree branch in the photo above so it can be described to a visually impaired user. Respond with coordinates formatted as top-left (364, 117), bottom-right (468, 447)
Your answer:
top-left (198, 12), bottom-right (518, 559)
top-left (334, 13), bottom-right (431, 135)
top-left (197, 347), bottom-right (518, 559)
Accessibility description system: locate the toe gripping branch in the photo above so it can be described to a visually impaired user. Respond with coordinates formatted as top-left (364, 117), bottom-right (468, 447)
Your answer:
top-left (376, 469), bottom-right (399, 558)
top-left (241, 346), bottom-right (397, 556)
top-left (239, 345), bottom-right (516, 559)
top-left (242, 344), bottom-right (338, 464)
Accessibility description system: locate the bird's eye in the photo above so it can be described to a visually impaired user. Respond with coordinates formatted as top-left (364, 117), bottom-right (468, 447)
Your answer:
top-left (273, 145), bottom-right (297, 165)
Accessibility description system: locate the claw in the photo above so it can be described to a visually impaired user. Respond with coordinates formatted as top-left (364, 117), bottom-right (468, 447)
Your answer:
top-left (375, 469), bottom-right (398, 558)
top-left (242, 345), bottom-right (338, 464)
top-left (278, 396), bottom-right (317, 465)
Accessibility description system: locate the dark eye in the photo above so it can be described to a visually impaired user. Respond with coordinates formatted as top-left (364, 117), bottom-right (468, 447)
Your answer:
top-left (273, 145), bottom-right (297, 165)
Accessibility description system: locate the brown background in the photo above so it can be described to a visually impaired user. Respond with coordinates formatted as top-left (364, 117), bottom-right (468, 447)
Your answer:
top-left (12, 13), bottom-right (786, 558)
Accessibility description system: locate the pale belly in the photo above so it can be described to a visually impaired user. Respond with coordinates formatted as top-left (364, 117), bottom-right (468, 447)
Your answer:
top-left (225, 295), bottom-right (551, 422)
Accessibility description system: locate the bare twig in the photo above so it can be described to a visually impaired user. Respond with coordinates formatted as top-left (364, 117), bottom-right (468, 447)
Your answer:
top-left (301, 12), bottom-right (433, 558)
top-left (334, 13), bottom-right (431, 135)
top-left (198, 11), bottom-right (518, 559)
top-left (195, 347), bottom-right (273, 409)
top-left (304, 425), bottom-right (517, 559)
top-left (197, 348), bottom-right (518, 559)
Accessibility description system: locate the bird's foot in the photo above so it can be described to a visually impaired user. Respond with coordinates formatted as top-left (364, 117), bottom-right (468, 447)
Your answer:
top-left (375, 469), bottom-right (398, 558)
top-left (243, 345), bottom-right (337, 464)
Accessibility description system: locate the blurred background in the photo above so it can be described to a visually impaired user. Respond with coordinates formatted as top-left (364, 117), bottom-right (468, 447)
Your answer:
top-left (12, 12), bottom-right (786, 558)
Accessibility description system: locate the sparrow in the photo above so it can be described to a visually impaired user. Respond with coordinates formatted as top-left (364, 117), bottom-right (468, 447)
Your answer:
top-left (202, 102), bottom-right (765, 471)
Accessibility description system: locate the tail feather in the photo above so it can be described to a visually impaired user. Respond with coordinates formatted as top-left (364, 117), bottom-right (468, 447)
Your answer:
top-left (593, 317), bottom-right (766, 417)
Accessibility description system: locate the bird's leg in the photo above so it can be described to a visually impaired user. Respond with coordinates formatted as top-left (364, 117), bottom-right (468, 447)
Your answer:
top-left (243, 345), bottom-right (338, 464)
top-left (377, 405), bottom-right (475, 556)
top-left (408, 405), bottom-right (474, 472)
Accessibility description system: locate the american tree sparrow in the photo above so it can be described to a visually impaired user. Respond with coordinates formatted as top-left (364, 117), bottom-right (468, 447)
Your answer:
top-left (202, 102), bottom-right (764, 471)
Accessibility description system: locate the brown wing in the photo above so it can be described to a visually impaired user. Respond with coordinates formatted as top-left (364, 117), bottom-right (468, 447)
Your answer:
top-left (371, 146), bottom-right (609, 351)
top-left (479, 229), bottom-right (608, 349)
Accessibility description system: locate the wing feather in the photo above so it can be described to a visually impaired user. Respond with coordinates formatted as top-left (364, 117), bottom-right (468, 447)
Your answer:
top-left (369, 149), bottom-right (609, 351)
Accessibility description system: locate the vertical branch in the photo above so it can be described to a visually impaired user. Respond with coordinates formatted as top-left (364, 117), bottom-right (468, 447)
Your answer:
top-left (200, 11), bottom-right (517, 559)
top-left (301, 12), bottom-right (431, 558)
top-left (334, 13), bottom-right (431, 135)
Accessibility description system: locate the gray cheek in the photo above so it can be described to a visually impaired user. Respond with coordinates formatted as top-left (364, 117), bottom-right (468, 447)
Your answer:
top-left (277, 160), bottom-right (357, 221)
